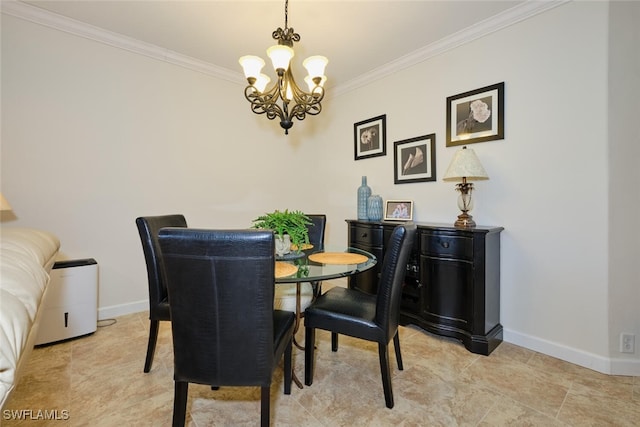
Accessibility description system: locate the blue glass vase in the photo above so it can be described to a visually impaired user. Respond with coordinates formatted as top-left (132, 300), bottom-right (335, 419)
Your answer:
top-left (357, 176), bottom-right (371, 220)
top-left (367, 195), bottom-right (383, 221)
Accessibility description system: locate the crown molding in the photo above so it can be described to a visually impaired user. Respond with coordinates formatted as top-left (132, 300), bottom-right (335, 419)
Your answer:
top-left (331, 0), bottom-right (570, 97)
top-left (0, 0), bottom-right (243, 84)
top-left (2, 0), bottom-right (569, 95)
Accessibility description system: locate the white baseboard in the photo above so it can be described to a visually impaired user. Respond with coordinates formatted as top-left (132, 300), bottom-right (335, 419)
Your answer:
top-left (608, 357), bottom-right (640, 377)
top-left (98, 300), bottom-right (148, 320)
top-left (504, 328), bottom-right (640, 376)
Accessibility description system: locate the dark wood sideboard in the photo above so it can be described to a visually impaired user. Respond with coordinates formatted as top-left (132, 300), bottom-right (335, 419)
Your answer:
top-left (346, 219), bottom-right (504, 355)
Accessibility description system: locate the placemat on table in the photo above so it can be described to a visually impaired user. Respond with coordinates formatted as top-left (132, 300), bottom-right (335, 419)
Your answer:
top-left (308, 252), bottom-right (368, 265)
top-left (290, 243), bottom-right (313, 251)
top-left (275, 261), bottom-right (298, 278)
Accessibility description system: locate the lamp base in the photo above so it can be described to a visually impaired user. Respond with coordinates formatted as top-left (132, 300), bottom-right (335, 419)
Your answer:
top-left (454, 212), bottom-right (476, 228)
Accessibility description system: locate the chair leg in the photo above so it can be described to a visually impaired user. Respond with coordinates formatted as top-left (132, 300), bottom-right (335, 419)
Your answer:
top-left (378, 343), bottom-right (394, 409)
top-left (393, 331), bottom-right (403, 370)
top-left (304, 327), bottom-right (315, 386)
top-left (260, 386), bottom-right (270, 427)
top-left (172, 381), bottom-right (188, 427)
top-left (284, 338), bottom-right (292, 395)
top-left (331, 332), bottom-right (338, 352)
top-left (311, 280), bottom-right (322, 299)
top-left (144, 319), bottom-right (160, 373)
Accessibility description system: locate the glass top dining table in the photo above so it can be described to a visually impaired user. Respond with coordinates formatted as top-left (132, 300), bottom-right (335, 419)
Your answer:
top-left (274, 245), bottom-right (377, 283)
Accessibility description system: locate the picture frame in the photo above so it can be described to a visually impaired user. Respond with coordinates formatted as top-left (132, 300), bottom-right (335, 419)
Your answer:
top-left (393, 134), bottom-right (436, 184)
top-left (446, 82), bottom-right (504, 147)
top-left (354, 114), bottom-right (386, 160)
top-left (384, 200), bottom-right (414, 221)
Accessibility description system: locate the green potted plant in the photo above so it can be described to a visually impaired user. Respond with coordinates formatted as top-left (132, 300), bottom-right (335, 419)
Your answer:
top-left (252, 209), bottom-right (312, 256)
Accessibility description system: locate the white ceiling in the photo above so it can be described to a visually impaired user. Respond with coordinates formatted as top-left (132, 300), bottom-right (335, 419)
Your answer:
top-left (12, 1), bottom-right (553, 91)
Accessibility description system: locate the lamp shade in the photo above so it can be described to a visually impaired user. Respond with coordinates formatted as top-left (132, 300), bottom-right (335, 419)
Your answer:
top-left (238, 55), bottom-right (265, 80)
top-left (267, 45), bottom-right (294, 71)
top-left (443, 146), bottom-right (489, 181)
top-left (0, 193), bottom-right (12, 211)
top-left (303, 55), bottom-right (328, 80)
top-left (304, 75), bottom-right (327, 91)
top-left (254, 73), bottom-right (271, 92)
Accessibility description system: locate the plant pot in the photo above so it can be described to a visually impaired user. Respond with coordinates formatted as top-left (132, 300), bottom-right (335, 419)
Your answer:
top-left (275, 234), bottom-right (291, 257)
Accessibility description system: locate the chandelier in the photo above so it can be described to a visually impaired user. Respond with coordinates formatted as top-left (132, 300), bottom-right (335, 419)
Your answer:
top-left (239, 0), bottom-right (328, 135)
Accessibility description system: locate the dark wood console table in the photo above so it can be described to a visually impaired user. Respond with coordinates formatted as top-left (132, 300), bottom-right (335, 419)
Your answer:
top-left (346, 219), bottom-right (504, 355)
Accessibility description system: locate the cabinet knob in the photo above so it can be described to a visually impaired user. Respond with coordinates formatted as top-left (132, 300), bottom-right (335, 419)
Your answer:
top-left (361, 233), bottom-right (368, 238)
top-left (441, 241), bottom-right (449, 248)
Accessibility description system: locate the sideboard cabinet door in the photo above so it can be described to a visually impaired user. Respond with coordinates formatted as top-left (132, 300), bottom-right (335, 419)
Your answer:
top-left (421, 251), bottom-right (474, 333)
top-left (418, 226), bottom-right (503, 355)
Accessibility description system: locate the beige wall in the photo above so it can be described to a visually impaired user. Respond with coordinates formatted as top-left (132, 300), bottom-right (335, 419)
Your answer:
top-left (607, 0), bottom-right (640, 373)
top-left (2, 1), bottom-right (638, 375)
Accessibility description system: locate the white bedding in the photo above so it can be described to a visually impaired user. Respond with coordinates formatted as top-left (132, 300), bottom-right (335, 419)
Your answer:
top-left (0, 228), bottom-right (59, 409)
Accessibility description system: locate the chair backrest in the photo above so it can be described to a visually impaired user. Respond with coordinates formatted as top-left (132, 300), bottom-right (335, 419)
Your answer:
top-left (158, 227), bottom-right (276, 387)
top-left (306, 214), bottom-right (326, 250)
top-left (135, 215), bottom-right (187, 315)
top-left (375, 223), bottom-right (417, 341)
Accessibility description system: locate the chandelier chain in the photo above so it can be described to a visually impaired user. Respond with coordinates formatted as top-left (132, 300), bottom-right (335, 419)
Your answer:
top-left (284, 0), bottom-right (288, 29)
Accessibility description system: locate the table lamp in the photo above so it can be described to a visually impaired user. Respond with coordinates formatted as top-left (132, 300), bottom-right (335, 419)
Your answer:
top-left (0, 193), bottom-right (12, 211)
top-left (443, 146), bottom-right (488, 228)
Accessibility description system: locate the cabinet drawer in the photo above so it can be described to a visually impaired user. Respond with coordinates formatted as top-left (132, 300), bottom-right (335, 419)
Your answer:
top-left (421, 232), bottom-right (473, 260)
top-left (351, 225), bottom-right (383, 247)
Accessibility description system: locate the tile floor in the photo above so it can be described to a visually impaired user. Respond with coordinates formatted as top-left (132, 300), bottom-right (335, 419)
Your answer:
top-left (3, 305), bottom-right (639, 426)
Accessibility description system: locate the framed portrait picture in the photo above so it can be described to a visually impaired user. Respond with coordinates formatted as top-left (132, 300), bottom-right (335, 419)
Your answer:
top-left (393, 134), bottom-right (436, 184)
top-left (446, 82), bottom-right (504, 147)
top-left (354, 114), bottom-right (386, 160)
top-left (384, 200), bottom-right (413, 221)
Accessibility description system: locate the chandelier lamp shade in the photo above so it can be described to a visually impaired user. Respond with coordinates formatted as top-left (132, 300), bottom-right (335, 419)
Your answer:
top-left (239, 0), bottom-right (328, 134)
top-left (443, 146), bottom-right (489, 228)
